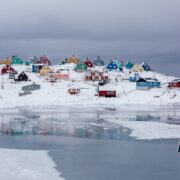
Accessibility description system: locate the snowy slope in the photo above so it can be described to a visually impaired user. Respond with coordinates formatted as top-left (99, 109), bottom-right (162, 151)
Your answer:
top-left (0, 64), bottom-right (179, 109)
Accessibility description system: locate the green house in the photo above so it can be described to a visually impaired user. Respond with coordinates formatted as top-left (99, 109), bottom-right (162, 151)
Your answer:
top-left (113, 59), bottom-right (123, 71)
top-left (125, 60), bottom-right (134, 70)
top-left (11, 55), bottom-right (24, 65)
top-left (75, 62), bottom-right (87, 72)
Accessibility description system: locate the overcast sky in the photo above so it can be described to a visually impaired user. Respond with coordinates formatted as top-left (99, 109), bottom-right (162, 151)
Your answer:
top-left (0, 0), bottom-right (179, 75)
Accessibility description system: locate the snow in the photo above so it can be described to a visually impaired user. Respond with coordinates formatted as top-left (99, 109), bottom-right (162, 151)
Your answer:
top-left (106, 119), bottom-right (180, 140)
top-left (0, 148), bottom-right (65, 180)
top-left (0, 64), bottom-right (180, 109)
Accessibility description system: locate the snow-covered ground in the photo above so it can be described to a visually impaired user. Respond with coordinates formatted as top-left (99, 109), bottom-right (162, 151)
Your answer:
top-left (0, 64), bottom-right (179, 109)
top-left (0, 148), bottom-right (65, 180)
top-left (106, 119), bottom-right (180, 140)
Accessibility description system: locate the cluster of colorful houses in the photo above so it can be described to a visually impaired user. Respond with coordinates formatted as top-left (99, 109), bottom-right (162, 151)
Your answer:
top-left (0, 55), bottom-right (180, 97)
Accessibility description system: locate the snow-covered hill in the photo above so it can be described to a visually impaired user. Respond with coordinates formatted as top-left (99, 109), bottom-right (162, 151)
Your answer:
top-left (0, 64), bottom-right (179, 109)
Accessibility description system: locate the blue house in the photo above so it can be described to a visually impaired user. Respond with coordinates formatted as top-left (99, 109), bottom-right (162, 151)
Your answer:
top-left (32, 64), bottom-right (45, 73)
top-left (107, 61), bottom-right (118, 71)
top-left (129, 73), bottom-right (140, 82)
top-left (136, 78), bottom-right (161, 90)
top-left (141, 62), bottom-right (151, 71)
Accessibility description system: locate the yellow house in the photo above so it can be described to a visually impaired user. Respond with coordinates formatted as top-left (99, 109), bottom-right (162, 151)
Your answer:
top-left (132, 64), bottom-right (144, 72)
top-left (0, 58), bottom-right (11, 65)
top-left (68, 56), bottom-right (79, 64)
top-left (39, 66), bottom-right (53, 76)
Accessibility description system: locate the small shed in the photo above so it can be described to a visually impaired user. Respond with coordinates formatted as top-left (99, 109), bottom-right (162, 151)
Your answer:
top-left (132, 64), bottom-right (144, 72)
top-left (141, 62), bottom-right (151, 71)
top-left (38, 56), bottom-right (51, 65)
top-left (30, 56), bottom-right (39, 64)
top-left (107, 61), bottom-right (118, 71)
top-left (168, 79), bottom-right (180, 88)
top-left (75, 62), bottom-right (87, 72)
top-left (9, 74), bottom-right (16, 79)
top-left (129, 72), bottom-right (140, 82)
top-left (22, 83), bottom-right (41, 92)
top-left (98, 84), bottom-right (116, 97)
top-left (11, 55), bottom-right (23, 65)
top-left (1, 65), bottom-right (17, 74)
top-left (39, 66), bottom-right (53, 76)
top-left (125, 60), bottom-right (134, 70)
top-left (68, 56), bottom-right (79, 64)
top-left (93, 56), bottom-right (105, 66)
top-left (136, 78), bottom-right (161, 90)
top-left (0, 58), bottom-right (11, 65)
top-left (84, 58), bottom-right (93, 68)
top-left (68, 88), bottom-right (80, 95)
top-left (15, 72), bottom-right (28, 82)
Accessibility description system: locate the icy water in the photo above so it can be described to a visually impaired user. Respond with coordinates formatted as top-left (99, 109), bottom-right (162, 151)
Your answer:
top-left (0, 105), bottom-right (180, 180)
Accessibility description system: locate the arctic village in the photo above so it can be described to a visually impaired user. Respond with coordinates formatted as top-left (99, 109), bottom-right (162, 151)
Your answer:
top-left (0, 55), bottom-right (180, 108)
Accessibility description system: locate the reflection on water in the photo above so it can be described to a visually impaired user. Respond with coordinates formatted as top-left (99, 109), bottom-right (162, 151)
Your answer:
top-left (0, 106), bottom-right (180, 139)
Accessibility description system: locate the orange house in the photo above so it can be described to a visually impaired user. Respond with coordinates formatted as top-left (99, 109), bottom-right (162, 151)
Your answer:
top-left (48, 73), bottom-right (69, 80)
top-left (0, 58), bottom-right (11, 65)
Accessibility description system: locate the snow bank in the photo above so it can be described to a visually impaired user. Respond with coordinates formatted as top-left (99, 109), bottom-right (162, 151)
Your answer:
top-left (106, 119), bottom-right (180, 140)
top-left (0, 149), bottom-right (65, 180)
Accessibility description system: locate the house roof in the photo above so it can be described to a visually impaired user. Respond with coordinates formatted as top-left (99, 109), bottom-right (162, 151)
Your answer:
top-left (99, 84), bottom-right (116, 91)
top-left (137, 77), bottom-right (159, 82)
top-left (170, 79), bottom-right (180, 83)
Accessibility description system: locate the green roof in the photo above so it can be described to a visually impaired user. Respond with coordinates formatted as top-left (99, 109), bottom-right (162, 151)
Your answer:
top-left (75, 63), bottom-right (87, 71)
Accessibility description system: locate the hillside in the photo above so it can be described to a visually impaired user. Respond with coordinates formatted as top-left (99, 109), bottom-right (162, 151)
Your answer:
top-left (0, 64), bottom-right (180, 109)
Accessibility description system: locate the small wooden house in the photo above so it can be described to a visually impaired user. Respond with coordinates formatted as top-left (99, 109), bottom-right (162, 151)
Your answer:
top-left (68, 56), bottom-right (79, 64)
top-left (68, 88), bottom-right (80, 95)
top-left (75, 62), bottom-right (87, 72)
top-left (129, 72), bottom-right (140, 82)
top-left (107, 61), bottom-right (118, 71)
top-left (22, 83), bottom-right (41, 92)
top-left (141, 62), bottom-right (151, 71)
top-left (11, 55), bottom-right (23, 65)
top-left (98, 84), bottom-right (116, 97)
top-left (30, 56), bottom-right (39, 64)
top-left (84, 58), bottom-right (93, 68)
top-left (168, 79), bottom-right (180, 88)
top-left (39, 66), bottom-right (53, 76)
top-left (93, 56), bottom-right (105, 66)
top-left (15, 72), bottom-right (29, 82)
top-left (0, 58), bottom-right (11, 65)
top-left (132, 64), bottom-right (144, 72)
top-left (125, 60), bottom-right (134, 70)
top-left (1, 65), bottom-right (17, 74)
top-left (136, 78), bottom-right (161, 90)
top-left (38, 56), bottom-right (51, 65)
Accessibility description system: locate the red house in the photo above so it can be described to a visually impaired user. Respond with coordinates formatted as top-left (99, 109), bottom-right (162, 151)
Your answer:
top-left (84, 58), bottom-right (93, 68)
top-left (85, 70), bottom-right (109, 81)
top-left (98, 84), bottom-right (116, 97)
top-left (1, 65), bottom-right (17, 74)
top-left (38, 56), bottom-right (51, 65)
top-left (168, 79), bottom-right (180, 88)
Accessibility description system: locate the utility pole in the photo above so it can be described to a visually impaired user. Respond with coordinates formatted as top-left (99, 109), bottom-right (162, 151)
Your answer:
top-left (1, 74), bottom-right (4, 89)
